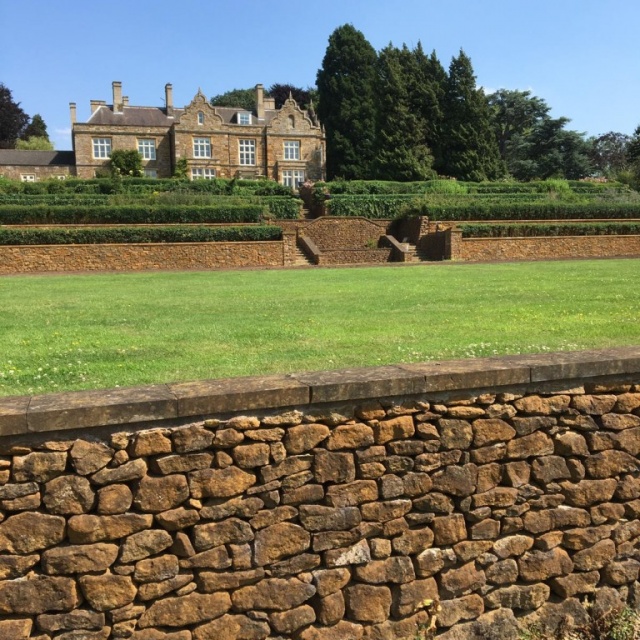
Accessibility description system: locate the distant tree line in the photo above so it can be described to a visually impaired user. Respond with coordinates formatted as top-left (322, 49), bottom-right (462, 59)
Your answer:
top-left (0, 84), bottom-right (52, 150)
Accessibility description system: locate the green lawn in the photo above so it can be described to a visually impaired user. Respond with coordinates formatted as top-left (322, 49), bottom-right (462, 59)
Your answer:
top-left (1, 259), bottom-right (639, 397)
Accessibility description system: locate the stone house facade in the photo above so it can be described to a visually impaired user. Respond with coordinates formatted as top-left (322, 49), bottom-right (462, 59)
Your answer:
top-left (71, 82), bottom-right (326, 183)
top-left (0, 150), bottom-right (76, 181)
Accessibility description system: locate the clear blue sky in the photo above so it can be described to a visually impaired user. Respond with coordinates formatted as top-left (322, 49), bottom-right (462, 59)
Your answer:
top-left (2, 0), bottom-right (639, 150)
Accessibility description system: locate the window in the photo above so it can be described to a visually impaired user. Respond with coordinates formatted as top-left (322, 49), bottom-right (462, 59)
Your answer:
top-left (197, 111), bottom-right (204, 125)
top-left (20, 174), bottom-right (36, 182)
top-left (92, 138), bottom-right (111, 159)
top-left (193, 137), bottom-right (211, 158)
top-left (239, 139), bottom-right (255, 165)
top-left (237, 112), bottom-right (251, 125)
top-left (138, 139), bottom-right (156, 160)
top-left (144, 168), bottom-right (158, 178)
top-left (55, 175), bottom-right (67, 180)
top-left (191, 168), bottom-right (216, 180)
top-left (282, 169), bottom-right (305, 188)
top-left (283, 140), bottom-right (300, 161)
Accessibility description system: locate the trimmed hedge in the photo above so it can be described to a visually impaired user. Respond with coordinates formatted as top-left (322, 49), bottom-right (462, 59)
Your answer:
top-left (327, 195), bottom-right (415, 218)
top-left (0, 225), bottom-right (282, 245)
top-left (0, 205), bottom-right (264, 225)
top-left (459, 222), bottom-right (640, 238)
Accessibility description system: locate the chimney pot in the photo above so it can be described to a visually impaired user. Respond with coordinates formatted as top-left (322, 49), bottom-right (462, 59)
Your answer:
top-left (69, 102), bottom-right (77, 125)
top-left (165, 83), bottom-right (174, 116)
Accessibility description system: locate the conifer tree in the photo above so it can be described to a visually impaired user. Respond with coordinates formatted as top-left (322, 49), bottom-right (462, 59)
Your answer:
top-left (317, 24), bottom-right (378, 179)
top-left (373, 45), bottom-right (435, 181)
top-left (439, 50), bottom-right (505, 181)
top-left (22, 114), bottom-right (49, 141)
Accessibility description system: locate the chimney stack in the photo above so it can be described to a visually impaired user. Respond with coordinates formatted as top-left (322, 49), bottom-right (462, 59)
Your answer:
top-left (165, 83), bottom-right (173, 116)
top-left (256, 84), bottom-right (264, 120)
top-left (112, 81), bottom-right (123, 113)
top-left (69, 102), bottom-right (77, 125)
top-left (122, 96), bottom-right (129, 107)
top-left (90, 100), bottom-right (105, 114)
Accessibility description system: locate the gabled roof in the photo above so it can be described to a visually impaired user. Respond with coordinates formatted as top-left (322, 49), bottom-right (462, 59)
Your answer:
top-left (0, 150), bottom-right (75, 166)
top-left (87, 106), bottom-right (184, 127)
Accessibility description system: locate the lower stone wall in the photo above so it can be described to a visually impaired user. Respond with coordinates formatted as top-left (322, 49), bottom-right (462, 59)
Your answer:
top-left (0, 241), bottom-right (286, 274)
top-left (0, 165), bottom-right (76, 181)
top-left (2, 349), bottom-right (640, 639)
top-left (449, 232), bottom-right (640, 262)
top-left (317, 248), bottom-right (392, 265)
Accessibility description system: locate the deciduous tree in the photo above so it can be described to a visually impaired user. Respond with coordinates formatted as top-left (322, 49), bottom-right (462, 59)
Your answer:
top-left (0, 84), bottom-right (29, 149)
top-left (210, 88), bottom-right (256, 111)
top-left (22, 113), bottom-right (49, 141)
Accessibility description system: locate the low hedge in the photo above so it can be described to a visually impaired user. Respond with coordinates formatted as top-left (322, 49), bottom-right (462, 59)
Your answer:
top-left (326, 195), bottom-right (415, 218)
top-left (459, 222), bottom-right (640, 238)
top-left (0, 205), bottom-right (264, 225)
top-left (0, 225), bottom-right (282, 245)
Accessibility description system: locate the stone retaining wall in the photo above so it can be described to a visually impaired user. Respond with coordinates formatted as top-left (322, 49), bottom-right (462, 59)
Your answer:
top-left (1, 348), bottom-right (640, 639)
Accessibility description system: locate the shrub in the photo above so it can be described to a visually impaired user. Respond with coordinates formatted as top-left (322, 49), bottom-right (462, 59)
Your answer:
top-left (0, 225), bottom-right (282, 245)
top-left (109, 150), bottom-right (143, 177)
top-left (327, 195), bottom-right (415, 218)
top-left (458, 222), bottom-right (640, 238)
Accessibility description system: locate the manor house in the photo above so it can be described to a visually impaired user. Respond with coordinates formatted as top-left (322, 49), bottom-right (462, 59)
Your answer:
top-left (0, 82), bottom-right (326, 185)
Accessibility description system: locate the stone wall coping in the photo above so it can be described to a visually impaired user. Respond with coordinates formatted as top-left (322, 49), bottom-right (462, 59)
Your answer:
top-left (1, 346), bottom-right (640, 437)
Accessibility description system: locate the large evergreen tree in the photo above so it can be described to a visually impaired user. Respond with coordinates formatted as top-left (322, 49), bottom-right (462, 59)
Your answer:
top-left (0, 84), bottom-right (29, 149)
top-left (210, 88), bottom-right (257, 111)
top-left (438, 51), bottom-right (504, 181)
top-left (22, 113), bottom-right (49, 141)
top-left (268, 84), bottom-right (317, 110)
top-left (317, 24), bottom-right (378, 180)
top-left (373, 45), bottom-right (435, 181)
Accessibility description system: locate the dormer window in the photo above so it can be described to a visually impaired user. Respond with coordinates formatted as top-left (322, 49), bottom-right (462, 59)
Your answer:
top-left (237, 112), bottom-right (252, 125)
top-left (197, 111), bottom-right (204, 125)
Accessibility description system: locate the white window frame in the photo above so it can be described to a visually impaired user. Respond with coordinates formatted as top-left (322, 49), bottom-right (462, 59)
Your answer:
top-left (92, 137), bottom-right (111, 159)
top-left (283, 140), bottom-right (300, 161)
top-left (282, 169), bottom-right (305, 188)
top-left (238, 112), bottom-right (251, 125)
top-left (20, 174), bottom-right (36, 182)
top-left (197, 111), bottom-right (204, 125)
top-left (138, 139), bottom-right (156, 160)
top-left (239, 139), bottom-right (255, 165)
top-left (193, 137), bottom-right (211, 158)
top-left (55, 175), bottom-right (67, 180)
top-left (144, 168), bottom-right (158, 178)
top-left (191, 168), bottom-right (216, 180)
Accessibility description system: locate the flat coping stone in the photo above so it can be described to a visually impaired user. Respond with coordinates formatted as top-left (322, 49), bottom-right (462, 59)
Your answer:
top-left (0, 396), bottom-right (30, 436)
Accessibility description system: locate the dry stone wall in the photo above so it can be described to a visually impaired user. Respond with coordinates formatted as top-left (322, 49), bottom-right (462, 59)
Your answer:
top-left (1, 349), bottom-right (640, 639)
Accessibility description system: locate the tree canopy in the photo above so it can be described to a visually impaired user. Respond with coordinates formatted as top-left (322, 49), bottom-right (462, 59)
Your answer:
top-left (16, 136), bottom-right (54, 150)
top-left (210, 88), bottom-right (256, 111)
top-left (0, 84), bottom-right (29, 149)
top-left (23, 113), bottom-right (49, 141)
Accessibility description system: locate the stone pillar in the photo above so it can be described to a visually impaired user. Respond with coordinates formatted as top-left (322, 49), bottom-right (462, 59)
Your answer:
top-left (282, 231), bottom-right (297, 266)
top-left (256, 84), bottom-right (265, 120)
top-left (445, 228), bottom-right (463, 261)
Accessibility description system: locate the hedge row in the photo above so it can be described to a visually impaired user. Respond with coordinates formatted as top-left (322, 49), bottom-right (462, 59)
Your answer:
top-left (326, 195), bottom-right (415, 218)
top-left (0, 225), bottom-right (282, 246)
top-left (459, 222), bottom-right (640, 238)
top-left (0, 205), bottom-right (264, 225)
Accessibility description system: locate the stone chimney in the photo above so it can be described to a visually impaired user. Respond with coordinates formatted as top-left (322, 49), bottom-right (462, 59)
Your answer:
top-left (69, 102), bottom-right (77, 125)
top-left (256, 84), bottom-right (265, 120)
top-left (122, 96), bottom-right (129, 107)
top-left (112, 81), bottom-right (123, 113)
top-left (165, 83), bottom-right (174, 116)
top-left (90, 100), bottom-right (105, 114)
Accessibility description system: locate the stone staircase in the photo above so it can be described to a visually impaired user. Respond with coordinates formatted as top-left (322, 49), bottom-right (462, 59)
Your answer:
top-left (404, 242), bottom-right (431, 262)
top-left (293, 245), bottom-right (315, 266)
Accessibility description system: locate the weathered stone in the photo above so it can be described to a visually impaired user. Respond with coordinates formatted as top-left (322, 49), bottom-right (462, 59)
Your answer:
top-left (433, 514), bottom-right (467, 545)
top-left (473, 487), bottom-right (518, 508)
top-left (614, 427), bottom-right (640, 455)
top-left (402, 472), bottom-right (433, 497)
top-left (572, 539), bottom-right (616, 571)
top-left (439, 561), bottom-right (486, 598)
top-left (507, 432), bottom-right (554, 459)
top-left (156, 507), bottom-right (200, 531)
top-left (355, 556), bottom-right (415, 584)
top-left (550, 570), bottom-right (600, 597)
top-left (13, 451), bottom-right (67, 482)
top-left (531, 456), bottom-right (571, 484)
top-left (0, 575), bottom-right (78, 615)
top-left (392, 527), bottom-right (434, 555)
top-left (192, 613), bottom-right (269, 640)
top-left (454, 541), bottom-right (493, 562)
top-left (601, 413), bottom-right (640, 431)
top-left (518, 548), bottom-right (573, 581)
top-left (70, 440), bottom-right (114, 475)
top-left (189, 467), bottom-right (256, 499)
top-left (0, 553), bottom-right (39, 579)
top-left (213, 428), bottom-right (244, 449)
top-left (138, 591), bottom-right (231, 628)
top-left (326, 423), bottom-right (374, 450)
top-left (249, 505), bottom-right (297, 530)
top-left (198, 568), bottom-right (264, 592)
top-left (283, 424), bottom-right (330, 454)
top-left (514, 395), bottom-right (570, 415)
top-left (133, 474), bottom-right (188, 512)
top-left (226, 416), bottom-right (261, 430)
top-left (584, 450), bottom-right (639, 478)
top-left (345, 584), bottom-right (392, 622)
top-left (0, 481), bottom-right (38, 501)
top-left (233, 443), bottom-right (270, 468)
top-left (361, 499), bottom-right (411, 522)
top-left (373, 416), bottom-right (415, 444)
top-left (511, 416), bottom-right (557, 437)
top-left (554, 432), bottom-right (589, 456)
top-left (592, 502), bottom-right (626, 524)
top-left (472, 419), bottom-right (516, 447)
top-left (485, 559), bottom-right (519, 585)
top-left (522, 507), bottom-right (590, 534)
top-left (493, 535), bottom-right (534, 559)
top-left (119, 528), bottom-right (173, 562)
top-left (314, 450), bottom-right (356, 484)
top-left (254, 522), bottom-right (310, 566)
top-left (572, 394), bottom-right (617, 415)
top-left (172, 425), bottom-right (215, 452)
top-left (79, 574), bottom-right (136, 611)
top-left (503, 461), bottom-right (531, 488)
top-left (438, 419), bottom-right (473, 450)
top-left (560, 478), bottom-right (617, 507)
top-left (232, 577), bottom-right (315, 611)
top-left (152, 453), bottom-right (213, 475)
top-left (0, 619), bottom-right (32, 639)
top-left (181, 546), bottom-right (232, 571)
top-left (316, 590), bottom-right (346, 626)
top-left (0, 511), bottom-right (65, 553)
top-left (414, 491), bottom-right (454, 514)
top-left (298, 620), bottom-right (364, 640)
top-left (299, 505), bottom-right (361, 531)
top-left (96, 484), bottom-right (132, 514)
top-left (326, 480), bottom-right (378, 507)
top-left (270, 553), bottom-right (320, 576)
top-left (614, 392), bottom-right (640, 412)
top-left (37, 610), bottom-right (105, 634)
top-left (431, 464), bottom-right (478, 497)
top-left (602, 559), bottom-right (640, 585)
top-left (138, 572), bottom-right (194, 601)
top-left (485, 584), bottom-right (550, 610)
top-left (134, 554), bottom-right (179, 583)
top-left (42, 543), bottom-right (118, 574)
top-left (447, 406), bottom-right (485, 419)
top-left (476, 464), bottom-right (502, 493)
top-left (130, 430), bottom-right (172, 457)
top-left (415, 547), bottom-right (453, 578)
top-left (269, 605), bottom-right (316, 634)
top-left (67, 513), bottom-right (152, 545)
top-left (193, 518), bottom-right (254, 551)
top-left (437, 594), bottom-right (484, 628)
top-left (313, 567), bottom-right (351, 597)
top-left (199, 496), bottom-right (263, 521)
top-left (131, 630), bottom-right (192, 640)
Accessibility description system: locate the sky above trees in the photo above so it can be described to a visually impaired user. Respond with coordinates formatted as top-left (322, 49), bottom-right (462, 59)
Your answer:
top-left (2, 0), bottom-right (640, 151)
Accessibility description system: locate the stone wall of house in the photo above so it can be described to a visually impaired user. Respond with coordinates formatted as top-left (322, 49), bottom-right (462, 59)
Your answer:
top-left (0, 165), bottom-right (76, 181)
top-left (0, 241), bottom-right (288, 274)
top-left (1, 348), bottom-right (640, 639)
top-left (446, 229), bottom-right (640, 262)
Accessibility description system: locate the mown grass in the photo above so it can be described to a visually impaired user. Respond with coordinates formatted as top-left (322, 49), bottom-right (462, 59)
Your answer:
top-left (1, 259), bottom-right (639, 397)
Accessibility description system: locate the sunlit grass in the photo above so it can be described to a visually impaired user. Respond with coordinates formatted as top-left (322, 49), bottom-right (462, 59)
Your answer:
top-left (1, 259), bottom-right (639, 396)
